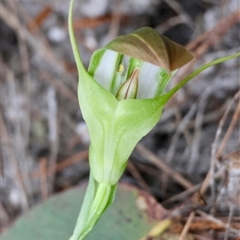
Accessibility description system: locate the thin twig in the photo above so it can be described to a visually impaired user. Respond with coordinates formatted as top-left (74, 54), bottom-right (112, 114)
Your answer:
top-left (186, 9), bottom-right (240, 51)
top-left (47, 87), bottom-right (59, 194)
top-left (171, 9), bottom-right (240, 89)
top-left (1, 1), bottom-right (78, 91)
top-left (127, 160), bottom-right (151, 193)
top-left (28, 150), bottom-right (89, 179)
top-left (27, 5), bottom-right (53, 32)
top-left (6, 65), bottom-right (34, 206)
top-left (179, 211), bottom-right (195, 240)
top-left (188, 87), bottom-right (212, 174)
top-left (55, 150), bottom-right (88, 173)
top-left (161, 184), bottom-right (201, 205)
top-left (39, 70), bottom-right (78, 103)
top-left (224, 203), bottom-right (235, 240)
top-left (158, 0), bottom-right (194, 33)
top-left (166, 104), bottom-right (197, 165)
top-left (9, 0), bottom-right (32, 152)
top-left (156, 15), bottom-right (190, 34)
top-left (0, 202), bottom-right (11, 231)
top-left (136, 143), bottom-right (194, 190)
top-left (193, 234), bottom-right (213, 240)
top-left (197, 210), bottom-right (239, 235)
top-left (159, 101), bottom-right (228, 135)
top-left (161, 104), bottom-right (196, 196)
top-left (200, 91), bottom-right (240, 195)
top-left (39, 158), bottom-right (48, 200)
top-left (105, 0), bottom-right (122, 43)
top-left (216, 100), bottom-right (240, 159)
top-left (0, 112), bottom-right (29, 209)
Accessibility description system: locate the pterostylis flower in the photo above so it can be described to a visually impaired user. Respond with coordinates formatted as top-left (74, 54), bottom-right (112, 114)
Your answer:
top-left (78, 29), bottom-right (194, 185)
top-left (68, 1), bottom-right (240, 239)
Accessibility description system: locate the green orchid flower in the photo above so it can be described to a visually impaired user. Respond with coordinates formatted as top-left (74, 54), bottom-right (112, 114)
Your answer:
top-left (68, 1), bottom-right (240, 239)
top-left (75, 28), bottom-right (194, 186)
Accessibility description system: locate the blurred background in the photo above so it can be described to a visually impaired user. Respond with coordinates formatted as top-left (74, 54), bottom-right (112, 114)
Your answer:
top-left (1, 0), bottom-right (239, 238)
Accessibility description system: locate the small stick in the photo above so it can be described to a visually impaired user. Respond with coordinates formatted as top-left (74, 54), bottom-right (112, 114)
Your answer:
top-left (186, 9), bottom-right (240, 51)
top-left (105, 0), bottom-right (122, 42)
top-left (216, 100), bottom-right (240, 159)
top-left (161, 183), bottom-right (201, 205)
top-left (162, 104), bottom-right (196, 196)
top-left (157, 15), bottom-right (186, 33)
top-left (197, 210), bottom-right (239, 235)
top-left (162, 161), bottom-right (229, 205)
top-left (39, 70), bottom-right (78, 103)
top-left (136, 143), bottom-right (194, 190)
top-left (0, 112), bottom-right (29, 209)
top-left (224, 203), bottom-right (234, 240)
top-left (192, 234), bottom-right (212, 240)
top-left (39, 158), bottom-right (48, 200)
top-left (27, 5), bottom-right (53, 32)
top-left (1, 1), bottom-right (78, 91)
top-left (161, 0), bottom-right (194, 31)
top-left (53, 150), bottom-right (88, 173)
top-left (47, 87), bottom-right (59, 194)
top-left (188, 87), bottom-right (212, 174)
top-left (166, 104), bottom-right (197, 165)
top-left (8, 0), bottom-right (32, 150)
top-left (134, 162), bottom-right (164, 179)
top-left (200, 91), bottom-right (240, 195)
top-left (28, 150), bottom-right (89, 179)
top-left (171, 9), bottom-right (240, 89)
top-left (127, 160), bottom-right (151, 193)
top-left (179, 211), bottom-right (195, 240)
top-left (0, 202), bottom-right (11, 229)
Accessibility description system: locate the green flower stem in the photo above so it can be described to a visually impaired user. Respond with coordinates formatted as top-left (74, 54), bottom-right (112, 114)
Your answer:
top-left (68, 0), bottom-right (89, 86)
top-left (69, 174), bottom-right (117, 240)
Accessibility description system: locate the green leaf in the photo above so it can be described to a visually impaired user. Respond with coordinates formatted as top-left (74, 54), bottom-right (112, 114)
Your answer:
top-left (2, 184), bottom-right (167, 240)
top-left (104, 27), bottom-right (194, 71)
